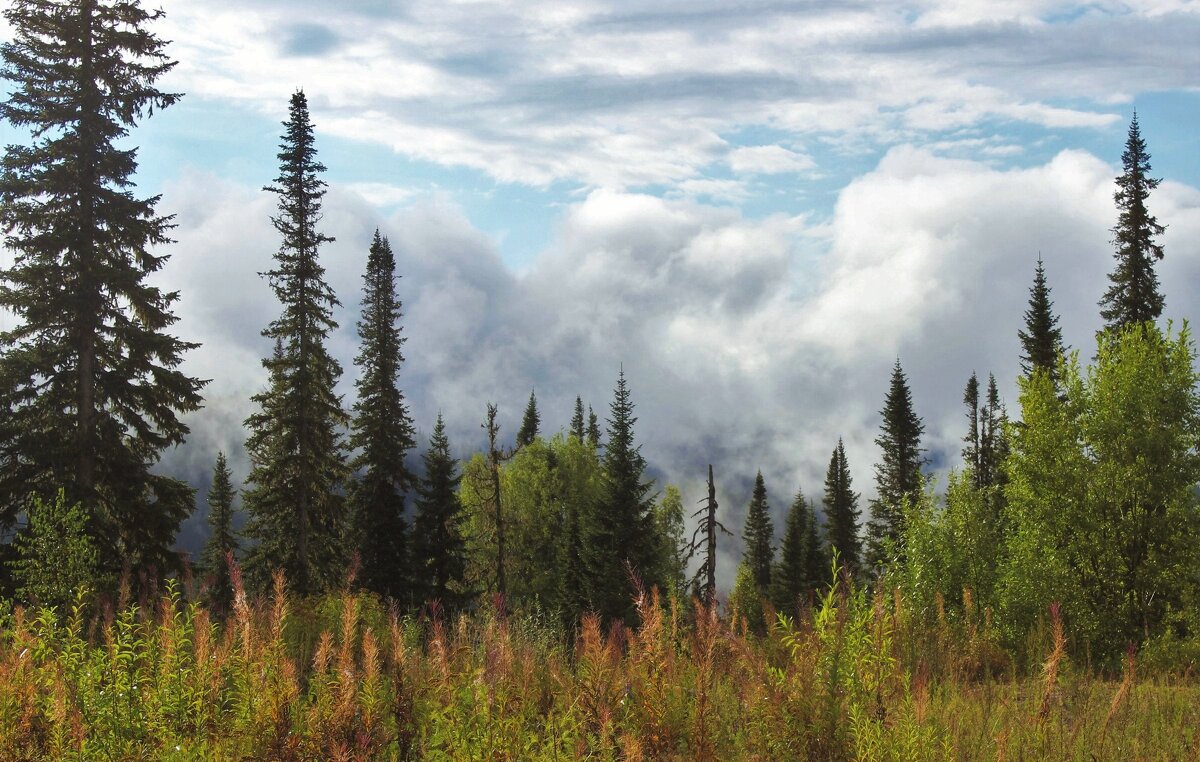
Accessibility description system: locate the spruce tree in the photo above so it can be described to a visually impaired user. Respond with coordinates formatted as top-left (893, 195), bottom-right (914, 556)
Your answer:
top-left (1019, 256), bottom-right (1066, 383)
top-left (962, 372), bottom-right (982, 483)
top-left (0, 0), bottom-right (204, 581)
top-left (823, 439), bottom-right (861, 576)
top-left (867, 359), bottom-right (925, 573)
top-left (413, 414), bottom-right (466, 609)
top-left (243, 91), bottom-right (349, 596)
top-left (587, 405), bottom-right (601, 449)
top-left (349, 230), bottom-right (416, 601)
top-left (199, 452), bottom-right (238, 613)
top-left (1100, 113), bottom-right (1166, 331)
top-left (582, 369), bottom-right (655, 621)
top-left (571, 396), bottom-right (586, 442)
top-left (771, 487), bottom-right (826, 614)
top-left (741, 471), bottom-right (775, 589)
top-left (516, 389), bottom-right (540, 449)
top-left (978, 374), bottom-right (1009, 493)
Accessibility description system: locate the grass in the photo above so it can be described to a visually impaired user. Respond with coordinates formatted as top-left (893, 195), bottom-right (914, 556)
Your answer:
top-left (0, 573), bottom-right (1197, 760)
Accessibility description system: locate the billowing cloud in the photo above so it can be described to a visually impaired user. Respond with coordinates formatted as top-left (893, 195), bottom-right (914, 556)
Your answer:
top-left (157, 146), bottom-right (1200, 583)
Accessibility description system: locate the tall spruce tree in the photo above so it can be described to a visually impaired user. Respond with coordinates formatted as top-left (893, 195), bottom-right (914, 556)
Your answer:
top-left (771, 487), bottom-right (826, 614)
top-left (962, 373), bottom-right (982, 482)
top-left (823, 439), bottom-right (861, 576)
top-left (867, 359), bottom-right (925, 573)
top-left (582, 369), bottom-right (655, 621)
top-left (349, 230), bottom-right (416, 600)
top-left (0, 0), bottom-right (205, 581)
top-left (413, 414), bottom-right (466, 609)
top-left (1100, 113), bottom-right (1166, 331)
top-left (570, 396), bottom-right (586, 442)
top-left (243, 91), bottom-right (349, 596)
top-left (1019, 256), bottom-right (1066, 383)
top-left (516, 389), bottom-right (540, 449)
top-left (741, 471), bottom-right (775, 589)
top-left (978, 374), bottom-right (1009, 492)
top-left (199, 453), bottom-right (238, 613)
top-left (586, 405), bottom-right (601, 449)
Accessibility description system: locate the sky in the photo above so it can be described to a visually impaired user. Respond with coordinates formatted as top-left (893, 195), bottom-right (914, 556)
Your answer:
top-left (3, 0), bottom-right (1200, 576)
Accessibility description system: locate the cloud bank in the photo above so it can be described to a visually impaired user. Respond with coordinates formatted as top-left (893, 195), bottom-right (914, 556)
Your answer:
top-left (159, 146), bottom-right (1200, 584)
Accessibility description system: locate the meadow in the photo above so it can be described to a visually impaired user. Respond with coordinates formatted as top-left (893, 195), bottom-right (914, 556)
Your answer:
top-left (2, 570), bottom-right (1197, 761)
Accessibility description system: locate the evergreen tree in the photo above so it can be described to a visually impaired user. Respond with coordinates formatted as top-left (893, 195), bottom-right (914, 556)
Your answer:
top-left (978, 374), bottom-right (1009, 492)
top-left (823, 439), bottom-right (861, 576)
top-left (867, 359), bottom-right (925, 573)
top-left (413, 415), bottom-right (467, 609)
top-left (771, 488), bottom-right (826, 614)
top-left (1019, 256), bottom-right (1066, 383)
top-left (587, 405), bottom-right (601, 448)
top-left (199, 452), bottom-right (238, 613)
top-left (962, 372), bottom-right (981, 481)
top-left (243, 91), bottom-right (349, 596)
top-left (582, 369), bottom-right (656, 621)
top-left (1100, 113), bottom-right (1166, 331)
top-left (741, 471), bottom-right (775, 589)
top-left (0, 0), bottom-right (204, 581)
top-left (516, 389), bottom-right (540, 449)
top-left (570, 396), bottom-right (586, 442)
top-left (349, 230), bottom-right (416, 601)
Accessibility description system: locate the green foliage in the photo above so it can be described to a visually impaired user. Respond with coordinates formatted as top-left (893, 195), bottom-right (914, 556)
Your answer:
top-left (516, 389), bottom-right (540, 449)
top-left (243, 91), bottom-right (350, 597)
top-left (349, 230), bottom-right (416, 602)
top-left (0, 0), bottom-right (204, 583)
top-left (10, 491), bottom-right (98, 609)
top-left (998, 323), bottom-right (1200, 659)
top-left (652, 485), bottom-right (688, 599)
top-left (571, 396), bottom-right (586, 442)
top-left (741, 471), bottom-right (775, 590)
top-left (867, 359), bottom-right (926, 575)
top-left (824, 439), bottom-right (862, 577)
top-left (771, 487), bottom-right (827, 616)
top-left (413, 415), bottom-right (467, 611)
top-left (1019, 256), bottom-right (1066, 384)
top-left (582, 370), bottom-right (657, 622)
top-left (198, 453), bottom-right (238, 613)
top-left (1100, 113), bottom-right (1166, 330)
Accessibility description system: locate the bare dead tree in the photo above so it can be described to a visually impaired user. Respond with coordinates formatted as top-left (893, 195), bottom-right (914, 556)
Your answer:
top-left (686, 464), bottom-right (731, 604)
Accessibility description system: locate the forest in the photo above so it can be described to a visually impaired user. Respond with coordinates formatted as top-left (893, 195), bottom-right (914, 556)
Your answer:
top-left (1, 1), bottom-right (1199, 759)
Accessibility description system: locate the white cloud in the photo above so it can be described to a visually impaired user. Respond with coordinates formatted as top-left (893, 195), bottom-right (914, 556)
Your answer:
top-left (728, 146), bottom-right (815, 175)
top-left (149, 0), bottom-right (1199, 189)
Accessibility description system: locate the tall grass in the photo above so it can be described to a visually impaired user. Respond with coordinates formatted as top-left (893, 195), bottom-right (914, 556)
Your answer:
top-left (0, 571), bottom-right (1196, 760)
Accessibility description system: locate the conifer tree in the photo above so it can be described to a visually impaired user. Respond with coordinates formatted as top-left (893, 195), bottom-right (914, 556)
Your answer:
top-left (867, 359), bottom-right (925, 573)
top-left (243, 91), bottom-right (349, 596)
top-left (199, 452), bottom-right (238, 613)
top-left (348, 230), bottom-right (416, 601)
top-left (516, 389), bottom-right (540, 449)
top-left (571, 396), bottom-right (586, 442)
top-left (482, 403), bottom-right (508, 599)
top-left (823, 439), bottom-right (861, 576)
top-left (1019, 256), bottom-right (1066, 383)
top-left (962, 372), bottom-right (981, 480)
top-left (687, 464), bottom-right (731, 604)
top-left (0, 0), bottom-right (204, 580)
top-left (741, 471), bottom-right (775, 589)
top-left (771, 487), bottom-right (826, 614)
top-left (413, 414), bottom-right (466, 609)
top-left (1100, 113), bottom-right (1166, 331)
top-left (978, 374), bottom-right (1009, 492)
top-left (582, 369), bottom-right (655, 621)
top-left (587, 405), bottom-right (601, 448)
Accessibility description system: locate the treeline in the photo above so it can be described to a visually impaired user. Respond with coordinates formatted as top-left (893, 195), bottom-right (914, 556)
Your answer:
top-left (1, 1), bottom-right (1198, 666)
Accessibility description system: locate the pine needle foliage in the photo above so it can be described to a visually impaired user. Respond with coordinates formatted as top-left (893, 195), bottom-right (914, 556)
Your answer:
top-left (349, 230), bottom-right (416, 601)
top-left (243, 91), bottom-right (349, 597)
top-left (0, 0), bottom-right (204, 581)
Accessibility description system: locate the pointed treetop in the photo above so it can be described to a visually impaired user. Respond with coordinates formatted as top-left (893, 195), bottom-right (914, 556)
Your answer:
top-left (516, 389), bottom-right (540, 449)
top-left (1019, 255), bottom-right (1066, 383)
top-left (571, 396), bottom-right (586, 441)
